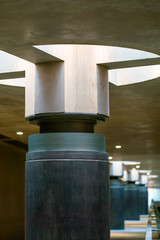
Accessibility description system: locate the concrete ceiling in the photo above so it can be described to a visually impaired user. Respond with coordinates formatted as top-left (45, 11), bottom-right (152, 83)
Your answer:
top-left (95, 78), bottom-right (160, 170)
top-left (0, 0), bottom-right (160, 185)
top-left (0, 0), bottom-right (160, 56)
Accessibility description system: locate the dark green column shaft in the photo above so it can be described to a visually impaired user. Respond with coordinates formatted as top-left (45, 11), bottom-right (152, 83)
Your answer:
top-left (139, 185), bottom-right (148, 215)
top-left (26, 132), bottom-right (110, 240)
top-left (124, 182), bottom-right (139, 220)
top-left (110, 178), bottom-right (124, 229)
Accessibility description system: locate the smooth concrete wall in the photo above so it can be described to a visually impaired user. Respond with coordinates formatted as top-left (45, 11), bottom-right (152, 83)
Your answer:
top-left (0, 142), bottom-right (25, 240)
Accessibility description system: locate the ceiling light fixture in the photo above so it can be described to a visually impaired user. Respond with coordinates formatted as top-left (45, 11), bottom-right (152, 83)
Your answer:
top-left (136, 165), bottom-right (140, 169)
top-left (115, 145), bottom-right (121, 149)
top-left (16, 131), bottom-right (23, 135)
top-left (108, 156), bottom-right (113, 160)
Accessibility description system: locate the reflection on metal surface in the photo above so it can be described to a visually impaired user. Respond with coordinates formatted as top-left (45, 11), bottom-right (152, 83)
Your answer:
top-left (111, 218), bottom-right (147, 239)
top-left (110, 209), bottom-right (160, 240)
top-left (111, 230), bottom-right (145, 240)
top-left (125, 220), bottom-right (147, 228)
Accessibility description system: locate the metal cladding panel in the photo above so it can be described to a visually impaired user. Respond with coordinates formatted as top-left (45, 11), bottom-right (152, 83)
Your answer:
top-left (28, 132), bottom-right (106, 153)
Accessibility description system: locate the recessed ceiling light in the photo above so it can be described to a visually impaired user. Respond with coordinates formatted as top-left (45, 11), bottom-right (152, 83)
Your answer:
top-left (136, 165), bottom-right (140, 169)
top-left (147, 172), bottom-right (150, 176)
top-left (109, 156), bottom-right (113, 160)
top-left (16, 131), bottom-right (23, 135)
top-left (132, 168), bottom-right (136, 171)
top-left (115, 145), bottom-right (121, 149)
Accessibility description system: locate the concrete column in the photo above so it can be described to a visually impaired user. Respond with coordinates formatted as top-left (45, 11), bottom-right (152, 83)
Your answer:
top-left (139, 174), bottom-right (148, 215)
top-left (110, 162), bottom-right (124, 229)
top-left (25, 45), bottom-right (110, 240)
top-left (124, 169), bottom-right (140, 220)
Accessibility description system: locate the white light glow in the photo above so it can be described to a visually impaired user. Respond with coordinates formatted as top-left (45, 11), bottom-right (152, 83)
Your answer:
top-left (109, 156), bottom-right (113, 160)
top-left (0, 78), bottom-right (25, 87)
top-left (123, 161), bottom-right (141, 165)
top-left (135, 181), bottom-right (140, 185)
top-left (149, 175), bottom-right (158, 179)
top-left (16, 131), bottom-right (23, 135)
top-left (115, 145), bottom-right (121, 149)
top-left (136, 165), bottom-right (140, 169)
top-left (139, 170), bottom-right (152, 174)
